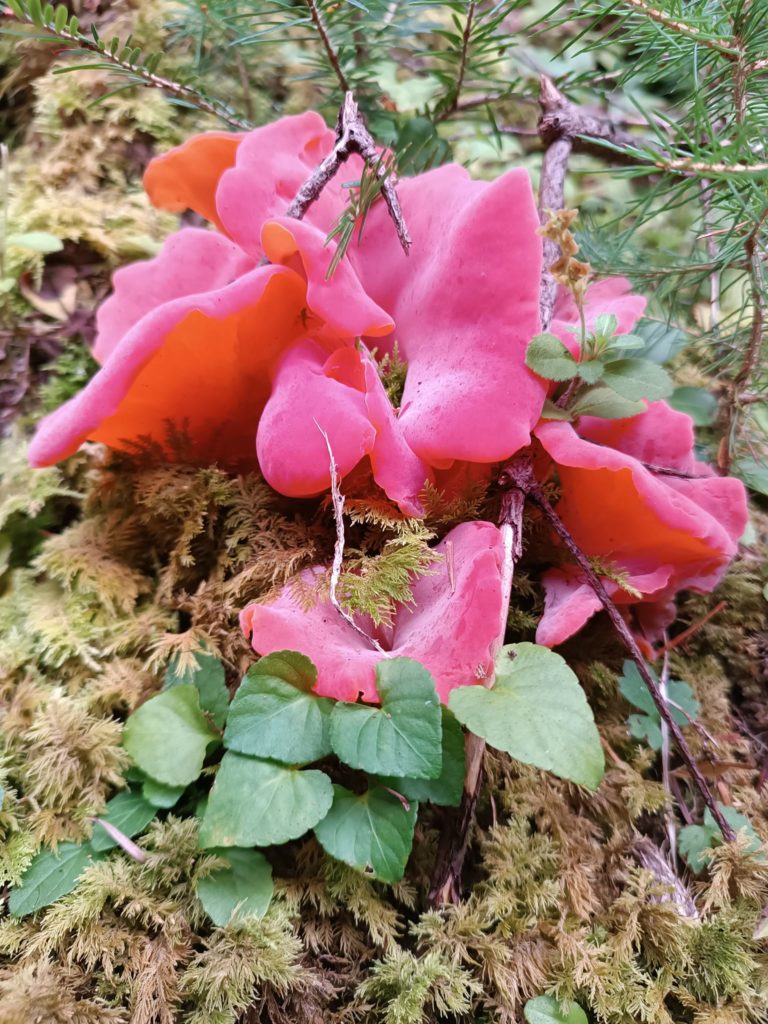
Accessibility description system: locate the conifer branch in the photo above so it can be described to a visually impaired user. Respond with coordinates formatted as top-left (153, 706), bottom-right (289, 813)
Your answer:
top-left (622, 0), bottom-right (740, 58)
top-left (2, 1), bottom-right (251, 130)
top-left (286, 91), bottom-right (411, 254)
top-left (435, 0), bottom-right (477, 121)
top-left (304, 0), bottom-right (351, 93)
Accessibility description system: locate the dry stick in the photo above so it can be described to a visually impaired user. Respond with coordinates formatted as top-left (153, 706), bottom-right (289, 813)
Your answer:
top-left (524, 479), bottom-right (736, 843)
top-left (285, 91), bottom-right (411, 255)
top-left (659, 644), bottom-right (677, 868)
top-left (428, 455), bottom-right (530, 906)
top-left (318, 424), bottom-right (386, 654)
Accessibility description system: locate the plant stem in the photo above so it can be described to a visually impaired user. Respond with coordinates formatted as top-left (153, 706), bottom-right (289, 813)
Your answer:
top-left (523, 479), bottom-right (736, 843)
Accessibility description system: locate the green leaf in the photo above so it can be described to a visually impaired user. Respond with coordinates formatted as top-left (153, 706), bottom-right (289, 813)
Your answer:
top-left (142, 777), bottom-right (185, 808)
top-left (678, 824), bottom-right (716, 873)
top-left (524, 995), bottom-right (589, 1024)
top-left (378, 707), bottom-right (465, 807)
top-left (199, 752), bottom-right (333, 848)
top-left (609, 333), bottom-right (646, 353)
top-left (165, 650), bottom-right (229, 729)
top-left (123, 685), bottom-right (219, 787)
top-left (734, 456), bottom-right (768, 498)
top-left (593, 313), bottom-right (618, 339)
top-left (618, 661), bottom-right (699, 750)
top-left (627, 712), bottom-right (663, 750)
top-left (576, 359), bottom-right (604, 384)
top-left (635, 320), bottom-right (687, 364)
top-left (90, 790), bottom-right (156, 852)
top-left (525, 333), bottom-right (578, 382)
top-left (329, 658), bottom-right (442, 780)
top-left (224, 651), bottom-right (333, 764)
top-left (197, 848), bottom-right (273, 926)
top-left (601, 357), bottom-right (673, 401)
top-left (668, 386), bottom-right (718, 426)
top-left (314, 784), bottom-right (418, 883)
top-left (9, 842), bottom-right (102, 917)
top-left (679, 804), bottom-right (764, 873)
top-left (448, 643), bottom-right (604, 790)
top-left (570, 386), bottom-right (645, 420)
top-left (6, 231), bottom-right (64, 254)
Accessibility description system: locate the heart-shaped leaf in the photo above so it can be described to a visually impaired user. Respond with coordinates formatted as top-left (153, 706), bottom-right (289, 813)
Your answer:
top-left (524, 995), bottom-right (588, 1024)
top-left (449, 643), bottom-right (604, 790)
top-left (224, 651), bottom-right (333, 764)
top-left (378, 707), bottom-right (465, 806)
top-left (197, 847), bottom-right (274, 925)
top-left (165, 650), bottom-right (230, 729)
top-left (329, 658), bottom-right (442, 779)
top-left (199, 751), bottom-right (333, 848)
top-left (314, 784), bottom-right (418, 883)
top-left (142, 777), bottom-right (186, 808)
top-left (123, 685), bottom-right (219, 787)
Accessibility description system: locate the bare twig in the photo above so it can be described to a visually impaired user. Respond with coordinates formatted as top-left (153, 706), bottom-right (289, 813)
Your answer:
top-left (318, 424), bottom-right (387, 654)
top-left (6, 7), bottom-right (251, 130)
top-left (523, 477), bottom-right (736, 843)
top-left (428, 453), bottom-right (531, 906)
top-left (658, 600), bottom-right (727, 654)
top-left (285, 92), bottom-right (411, 255)
top-left (659, 645), bottom-right (677, 867)
top-left (305, 0), bottom-right (350, 93)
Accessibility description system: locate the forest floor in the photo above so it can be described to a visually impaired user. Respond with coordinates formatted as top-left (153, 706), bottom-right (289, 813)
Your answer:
top-left (1, 2), bottom-right (767, 1023)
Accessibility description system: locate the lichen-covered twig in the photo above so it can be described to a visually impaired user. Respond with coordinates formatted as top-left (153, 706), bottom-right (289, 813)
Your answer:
top-left (286, 92), bottom-right (411, 254)
top-left (537, 77), bottom-right (574, 330)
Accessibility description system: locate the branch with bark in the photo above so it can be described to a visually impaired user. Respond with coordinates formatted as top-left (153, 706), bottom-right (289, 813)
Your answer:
top-left (286, 92), bottom-right (411, 255)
